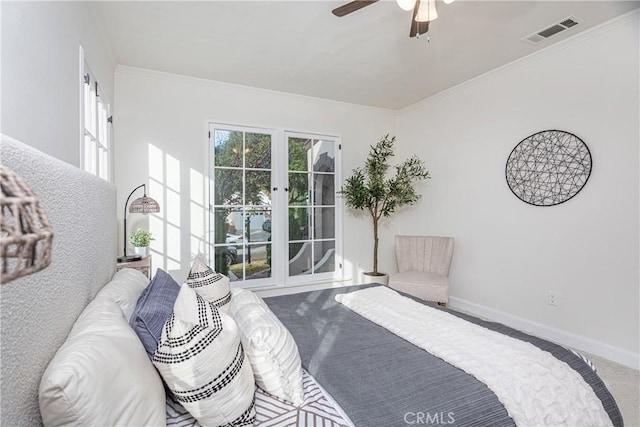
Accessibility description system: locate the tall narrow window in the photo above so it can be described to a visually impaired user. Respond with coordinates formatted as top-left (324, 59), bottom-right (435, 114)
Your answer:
top-left (81, 62), bottom-right (111, 181)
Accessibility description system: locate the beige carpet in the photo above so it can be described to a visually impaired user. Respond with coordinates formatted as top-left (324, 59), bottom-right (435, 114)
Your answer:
top-left (583, 352), bottom-right (640, 426)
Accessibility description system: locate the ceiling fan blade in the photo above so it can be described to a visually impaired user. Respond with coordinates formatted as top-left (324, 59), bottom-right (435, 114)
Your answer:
top-left (409, 0), bottom-right (430, 37)
top-left (332, 0), bottom-right (379, 17)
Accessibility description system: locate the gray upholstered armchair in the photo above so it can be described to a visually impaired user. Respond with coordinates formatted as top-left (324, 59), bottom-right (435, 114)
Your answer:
top-left (389, 235), bottom-right (454, 305)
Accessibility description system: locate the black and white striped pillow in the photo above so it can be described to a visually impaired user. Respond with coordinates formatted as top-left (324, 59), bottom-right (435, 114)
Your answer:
top-left (152, 284), bottom-right (255, 426)
top-left (186, 257), bottom-right (231, 313)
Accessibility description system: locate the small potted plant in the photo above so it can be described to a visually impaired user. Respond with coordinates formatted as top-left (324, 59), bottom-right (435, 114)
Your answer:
top-left (341, 134), bottom-right (430, 284)
top-left (129, 228), bottom-right (154, 257)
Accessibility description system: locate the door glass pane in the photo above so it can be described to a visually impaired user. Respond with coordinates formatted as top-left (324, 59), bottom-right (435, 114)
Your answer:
top-left (213, 208), bottom-right (234, 244)
top-left (246, 133), bottom-right (271, 169)
top-left (214, 169), bottom-right (242, 205)
top-left (227, 245), bottom-right (245, 280)
top-left (313, 207), bottom-right (335, 240)
top-left (289, 242), bottom-right (312, 276)
top-left (289, 207), bottom-right (310, 241)
top-left (313, 173), bottom-right (334, 205)
top-left (314, 241), bottom-right (335, 273)
top-left (313, 140), bottom-right (335, 172)
top-left (214, 130), bottom-right (243, 167)
top-left (245, 209), bottom-right (271, 244)
top-left (288, 172), bottom-right (310, 206)
top-left (288, 138), bottom-right (311, 172)
top-left (245, 170), bottom-right (271, 206)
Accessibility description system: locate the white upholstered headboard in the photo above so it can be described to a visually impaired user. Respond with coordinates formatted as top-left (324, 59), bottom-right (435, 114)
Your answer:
top-left (0, 135), bottom-right (118, 426)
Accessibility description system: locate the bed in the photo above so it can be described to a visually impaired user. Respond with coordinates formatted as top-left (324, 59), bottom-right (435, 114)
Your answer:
top-left (1, 135), bottom-right (623, 427)
top-left (264, 285), bottom-right (623, 427)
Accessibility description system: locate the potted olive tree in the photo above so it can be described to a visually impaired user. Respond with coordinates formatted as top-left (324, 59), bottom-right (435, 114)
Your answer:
top-left (129, 228), bottom-right (154, 257)
top-left (341, 134), bottom-right (430, 284)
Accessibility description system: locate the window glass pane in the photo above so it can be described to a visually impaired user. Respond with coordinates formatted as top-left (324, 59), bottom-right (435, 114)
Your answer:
top-left (214, 130), bottom-right (243, 167)
top-left (245, 170), bottom-right (271, 206)
top-left (246, 133), bottom-right (271, 169)
top-left (288, 207), bottom-right (310, 241)
top-left (313, 140), bottom-right (335, 172)
top-left (88, 85), bottom-right (97, 135)
top-left (98, 100), bottom-right (108, 146)
top-left (288, 137), bottom-right (311, 172)
top-left (289, 242), bottom-right (312, 276)
top-left (214, 169), bottom-right (242, 205)
top-left (84, 136), bottom-right (96, 175)
top-left (314, 207), bottom-right (335, 240)
top-left (98, 147), bottom-right (108, 180)
top-left (288, 172), bottom-right (310, 206)
top-left (313, 173), bottom-right (334, 206)
top-left (84, 79), bottom-right (92, 132)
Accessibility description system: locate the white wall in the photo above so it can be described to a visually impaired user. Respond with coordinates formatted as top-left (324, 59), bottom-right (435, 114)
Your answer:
top-left (395, 13), bottom-right (639, 367)
top-left (1, 1), bottom-right (115, 167)
top-left (113, 67), bottom-right (396, 283)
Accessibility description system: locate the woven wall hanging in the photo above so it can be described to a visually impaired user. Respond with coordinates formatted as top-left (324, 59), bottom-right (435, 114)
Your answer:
top-left (1, 165), bottom-right (54, 283)
top-left (505, 130), bottom-right (592, 207)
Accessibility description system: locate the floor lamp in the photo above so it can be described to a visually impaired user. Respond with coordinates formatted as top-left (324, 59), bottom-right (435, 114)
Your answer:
top-left (117, 184), bottom-right (160, 262)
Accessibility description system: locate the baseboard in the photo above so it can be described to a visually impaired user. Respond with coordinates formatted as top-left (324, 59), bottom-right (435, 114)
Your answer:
top-left (449, 296), bottom-right (639, 370)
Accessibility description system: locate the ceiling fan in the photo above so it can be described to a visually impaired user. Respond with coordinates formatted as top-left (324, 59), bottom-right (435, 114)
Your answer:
top-left (331, 0), bottom-right (454, 38)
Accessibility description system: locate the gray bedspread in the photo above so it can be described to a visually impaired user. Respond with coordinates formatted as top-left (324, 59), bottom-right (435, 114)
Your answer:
top-left (264, 285), bottom-right (623, 427)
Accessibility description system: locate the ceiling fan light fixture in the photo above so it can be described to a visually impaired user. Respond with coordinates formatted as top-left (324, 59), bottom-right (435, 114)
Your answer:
top-left (416, 0), bottom-right (438, 22)
top-left (396, 0), bottom-right (417, 11)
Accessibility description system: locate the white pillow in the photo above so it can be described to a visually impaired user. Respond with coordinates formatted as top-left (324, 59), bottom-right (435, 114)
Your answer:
top-left (94, 268), bottom-right (149, 320)
top-left (230, 288), bottom-right (304, 406)
top-left (39, 297), bottom-right (166, 427)
top-left (186, 257), bottom-right (231, 313)
top-left (153, 284), bottom-right (255, 426)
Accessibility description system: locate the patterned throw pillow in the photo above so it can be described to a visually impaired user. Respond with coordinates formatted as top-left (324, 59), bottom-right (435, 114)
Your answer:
top-left (129, 268), bottom-right (181, 357)
top-left (230, 288), bottom-right (304, 406)
top-left (153, 284), bottom-right (255, 426)
top-left (186, 257), bottom-right (231, 313)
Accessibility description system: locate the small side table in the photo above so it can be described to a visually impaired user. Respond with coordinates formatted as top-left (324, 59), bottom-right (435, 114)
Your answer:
top-left (116, 255), bottom-right (152, 280)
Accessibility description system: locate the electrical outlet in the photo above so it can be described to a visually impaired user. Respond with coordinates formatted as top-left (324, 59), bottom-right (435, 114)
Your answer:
top-left (548, 291), bottom-right (558, 307)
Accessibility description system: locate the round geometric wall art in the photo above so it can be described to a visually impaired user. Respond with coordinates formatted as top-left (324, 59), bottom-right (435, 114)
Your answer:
top-left (505, 130), bottom-right (592, 207)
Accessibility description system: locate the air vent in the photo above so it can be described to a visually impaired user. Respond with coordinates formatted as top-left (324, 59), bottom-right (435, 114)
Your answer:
top-left (521, 16), bottom-right (582, 45)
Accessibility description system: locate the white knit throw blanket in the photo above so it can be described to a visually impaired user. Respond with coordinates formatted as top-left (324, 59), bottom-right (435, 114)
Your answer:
top-left (335, 287), bottom-right (612, 427)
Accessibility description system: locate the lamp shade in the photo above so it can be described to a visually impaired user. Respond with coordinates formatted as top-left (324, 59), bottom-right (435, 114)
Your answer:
top-left (0, 165), bottom-right (53, 283)
top-left (396, 0), bottom-right (416, 11)
top-left (129, 196), bottom-right (160, 214)
top-left (416, 0), bottom-right (438, 22)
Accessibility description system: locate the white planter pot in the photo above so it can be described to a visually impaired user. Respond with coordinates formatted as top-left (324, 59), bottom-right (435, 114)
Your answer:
top-left (361, 272), bottom-right (389, 286)
top-left (133, 246), bottom-right (148, 257)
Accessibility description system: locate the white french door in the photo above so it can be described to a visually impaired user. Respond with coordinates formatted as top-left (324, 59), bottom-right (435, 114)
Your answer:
top-left (285, 132), bottom-right (341, 284)
top-left (208, 124), bottom-right (342, 288)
